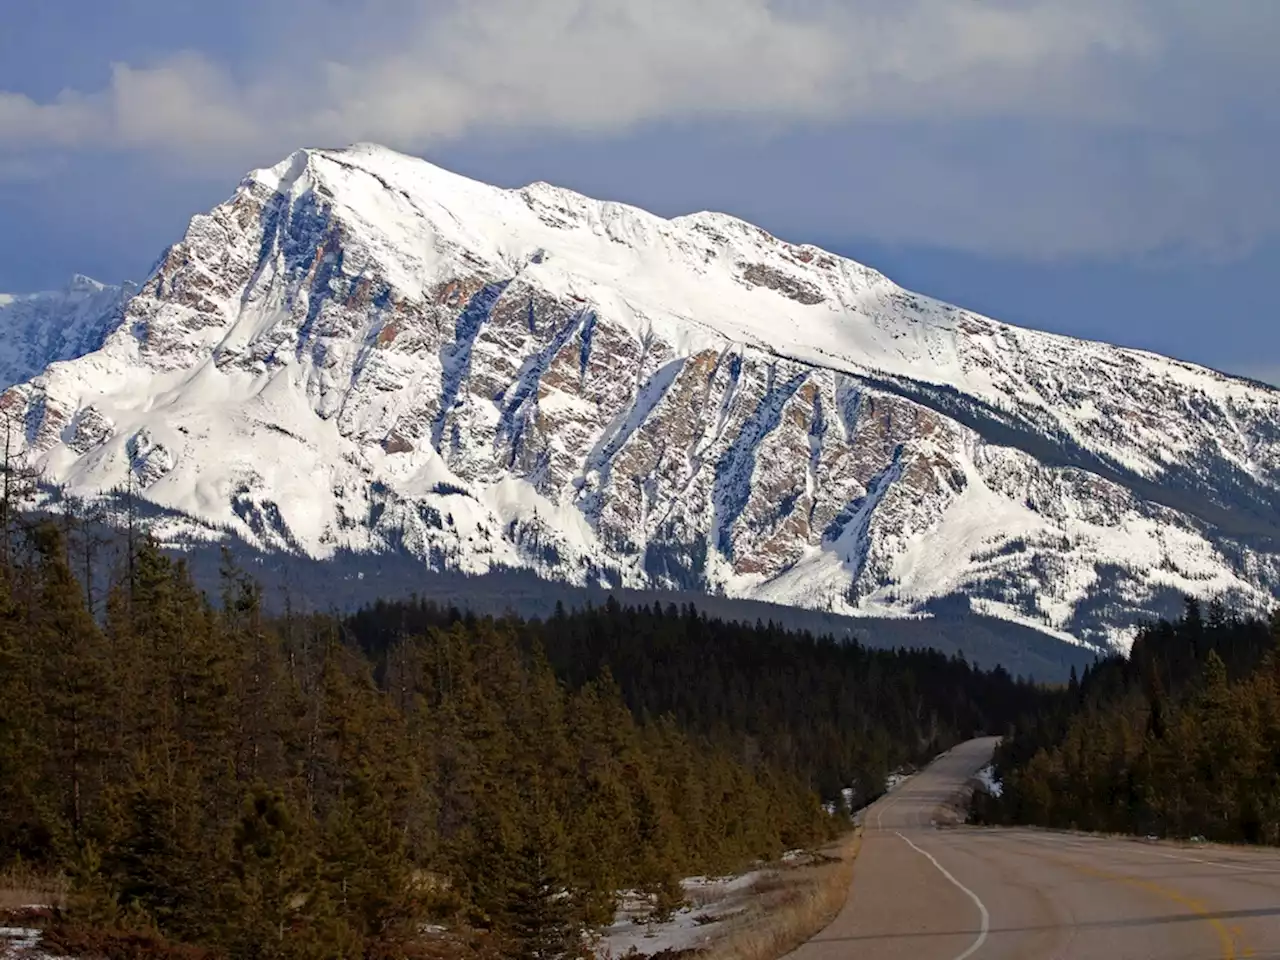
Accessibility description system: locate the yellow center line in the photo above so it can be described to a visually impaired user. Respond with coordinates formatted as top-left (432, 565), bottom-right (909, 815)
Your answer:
top-left (1050, 854), bottom-right (1244, 959)
top-left (1236, 928), bottom-right (1255, 959)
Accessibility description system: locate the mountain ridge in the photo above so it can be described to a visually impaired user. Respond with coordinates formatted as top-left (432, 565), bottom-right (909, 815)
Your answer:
top-left (0, 274), bottom-right (135, 391)
top-left (3, 143), bottom-right (1278, 653)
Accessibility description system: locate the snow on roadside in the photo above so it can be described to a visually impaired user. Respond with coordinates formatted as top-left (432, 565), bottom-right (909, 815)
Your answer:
top-left (596, 904), bottom-right (725, 958)
top-left (884, 771), bottom-right (910, 793)
top-left (976, 764), bottom-right (1003, 798)
top-left (595, 871), bottom-right (768, 958)
top-left (0, 926), bottom-right (45, 959)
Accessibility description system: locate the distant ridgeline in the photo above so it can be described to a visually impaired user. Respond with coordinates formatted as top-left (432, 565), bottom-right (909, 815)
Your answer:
top-left (973, 599), bottom-right (1280, 844)
top-left (0, 515), bottom-right (1048, 959)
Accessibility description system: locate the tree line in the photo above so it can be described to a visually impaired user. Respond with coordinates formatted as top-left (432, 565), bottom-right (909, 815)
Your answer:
top-left (0, 499), bottom-right (1050, 958)
top-left (974, 598), bottom-right (1280, 843)
top-left (346, 597), bottom-right (1049, 806)
top-left (0, 519), bottom-right (848, 957)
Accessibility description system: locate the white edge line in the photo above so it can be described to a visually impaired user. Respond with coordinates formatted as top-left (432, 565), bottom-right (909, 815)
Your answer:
top-left (897, 831), bottom-right (990, 960)
top-left (875, 793), bottom-right (901, 829)
top-left (874, 796), bottom-right (890, 828)
top-left (873, 778), bottom-right (911, 828)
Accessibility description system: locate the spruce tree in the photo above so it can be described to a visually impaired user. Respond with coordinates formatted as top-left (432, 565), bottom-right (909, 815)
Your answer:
top-left (31, 523), bottom-right (113, 853)
top-left (221, 787), bottom-right (324, 959)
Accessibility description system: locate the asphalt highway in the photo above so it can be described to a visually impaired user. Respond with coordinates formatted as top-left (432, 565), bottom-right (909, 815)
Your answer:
top-left (787, 737), bottom-right (1280, 959)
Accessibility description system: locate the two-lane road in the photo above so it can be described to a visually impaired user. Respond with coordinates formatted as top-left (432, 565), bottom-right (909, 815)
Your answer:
top-left (790, 738), bottom-right (1280, 959)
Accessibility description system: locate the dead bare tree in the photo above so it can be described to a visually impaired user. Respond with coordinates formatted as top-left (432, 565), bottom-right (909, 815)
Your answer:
top-left (0, 402), bottom-right (41, 573)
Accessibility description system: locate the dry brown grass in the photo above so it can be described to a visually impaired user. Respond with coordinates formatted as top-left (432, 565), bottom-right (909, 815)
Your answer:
top-left (0, 862), bottom-right (68, 914)
top-left (697, 828), bottom-right (863, 960)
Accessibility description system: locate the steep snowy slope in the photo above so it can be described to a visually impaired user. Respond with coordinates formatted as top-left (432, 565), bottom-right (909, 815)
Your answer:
top-left (4, 144), bottom-right (1278, 651)
top-left (0, 275), bottom-right (134, 388)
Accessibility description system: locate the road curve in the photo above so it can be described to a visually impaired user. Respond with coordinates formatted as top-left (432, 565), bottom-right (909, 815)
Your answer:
top-left (788, 737), bottom-right (1280, 959)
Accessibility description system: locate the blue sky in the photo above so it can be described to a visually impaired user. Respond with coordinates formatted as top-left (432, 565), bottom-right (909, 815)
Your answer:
top-left (1, 0), bottom-right (1277, 383)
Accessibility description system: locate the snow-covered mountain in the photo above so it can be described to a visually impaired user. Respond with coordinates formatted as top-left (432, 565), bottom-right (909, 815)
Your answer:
top-left (4, 144), bottom-right (1279, 652)
top-left (0, 275), bottom-right (134, 388)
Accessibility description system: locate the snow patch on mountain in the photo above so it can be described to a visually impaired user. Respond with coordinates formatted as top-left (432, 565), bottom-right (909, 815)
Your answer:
top-left (3, 143), bottom-right (1278, 653)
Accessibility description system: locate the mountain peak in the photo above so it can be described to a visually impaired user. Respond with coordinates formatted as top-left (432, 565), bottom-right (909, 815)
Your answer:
top-left (66, 273), bottom-right (106, 295)
top-left (223, 143), bottom-right (925, 376)
top-left (2, 144), bottom-right (1278, 656)
top-left (0, 276), bottom-right (127, 389)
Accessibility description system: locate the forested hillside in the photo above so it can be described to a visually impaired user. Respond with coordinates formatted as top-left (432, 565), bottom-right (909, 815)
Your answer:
top-left (974, 600), bottom-right (1280, 843)
top-left (0, 513), bottom-right (1047, 958)
top-left (348, 598), bottom-right (1048, 804)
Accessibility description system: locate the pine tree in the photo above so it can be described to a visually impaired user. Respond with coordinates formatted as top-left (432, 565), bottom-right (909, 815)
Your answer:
top-left (319, 767), bottom-right (420, 948)
top-left (0, 559), bottom-right (44, 862)
top-left (563, 679), bottom-right (637, 924)
top-left (0, 408), bottom-right (38, 569)
top-left (31, 523), bottom-right (113, 853)
top-left (499, 786), bottom-right (589, 960)
top-left (100, 763), bottom-right (211, 940)
top-left (221, 787), bottom-right (324, 959)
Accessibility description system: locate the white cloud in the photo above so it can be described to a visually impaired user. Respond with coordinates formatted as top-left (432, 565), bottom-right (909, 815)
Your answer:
top-left (0, 91), bottom-right (102, 147)
top-left (108, 55), bottom-right (262, 151)
top-left (0, 0), bottom-right (1160, 158)
top-left (0, 0), bottom-right (1277, 259)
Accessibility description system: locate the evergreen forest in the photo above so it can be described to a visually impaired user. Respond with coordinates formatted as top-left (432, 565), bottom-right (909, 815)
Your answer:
top-left (0, 514), bottom-right (1046, 959)
top-left (974, 599), bottom-right (1280, 843)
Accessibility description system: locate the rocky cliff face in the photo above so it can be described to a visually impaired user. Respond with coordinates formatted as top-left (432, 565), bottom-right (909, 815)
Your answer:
top-left (5, 144), bottom-right (1278, 652)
